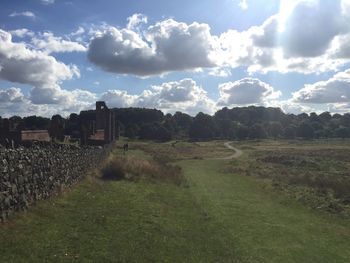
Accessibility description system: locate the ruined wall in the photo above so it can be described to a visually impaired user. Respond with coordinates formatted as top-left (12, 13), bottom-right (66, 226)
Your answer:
top-left (21, 130), bottom-right (50, 142)
top-left (0, 144), bottom-right (112, 222)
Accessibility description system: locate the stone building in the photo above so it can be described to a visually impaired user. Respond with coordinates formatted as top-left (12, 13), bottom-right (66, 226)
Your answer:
top-left (84, 101), bottom-right (119, 145)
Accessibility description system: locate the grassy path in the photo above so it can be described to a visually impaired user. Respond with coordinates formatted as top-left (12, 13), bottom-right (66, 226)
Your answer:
top-left (181, 158), bottom-right (350, 262)
top-left (0, 144), bottom-right (349, 262)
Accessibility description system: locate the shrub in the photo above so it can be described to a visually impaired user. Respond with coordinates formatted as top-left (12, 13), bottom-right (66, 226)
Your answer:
top-left (100, 157), bottom-right (186, 186)
top-left (101, 159), bottom-right (126, 180)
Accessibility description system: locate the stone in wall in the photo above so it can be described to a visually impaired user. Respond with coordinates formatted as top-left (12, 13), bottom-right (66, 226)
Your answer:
top-left (0, 144), bottom-right (112, 222)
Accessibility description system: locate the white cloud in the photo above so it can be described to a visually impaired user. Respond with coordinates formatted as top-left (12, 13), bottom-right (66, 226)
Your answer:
top-left (293, 69), bottom-right (350, 104)
top-left (127, 13), bottom-right (148, 30)
top-left (100, 90), bottom-right (138, 108)
top-left (220, 0), bottom-right (350, 74)
top-left (0, 85), bottom-right (97, 118)
top-left (0, 87), bottom-right (24, 103)
top-left (238, 0), bottom-right (248, 10)
top-left (86, 4), bottom-right (350, 77)
top-left (329, 33), bottom-right (350, 58)
top-left (280, 0), bottom-right (344, 58)
top-left (0, 29), bottom-right (79, 88)
top-left (10, 28), bottom-right (34, 38)
top-left (41, 0), bottom-right (55, 5)
top-left (251, 15), bottom-right (279, 48)
top-left (31, 32), bottom-right (87, 54)
top-left (88, 19), bottom-right (220, 76)
top-left (100, 78), bottom-right (216, 115)
top-left (9, 11), bottom-right (36, 19)
top-left (208, 67), bottom-right (231, 77)
top-left (0, 28), bottom-right (90, 116)
top-left (217, 78), bottom-right (281, 106)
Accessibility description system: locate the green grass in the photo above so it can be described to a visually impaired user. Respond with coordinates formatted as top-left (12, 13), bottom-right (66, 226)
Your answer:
top-left (0, 140), bottom-right (350, 262)
top-left (181, 158), bottom-right (350, 262)
top-left (228, 139), bottom-right (350, 216)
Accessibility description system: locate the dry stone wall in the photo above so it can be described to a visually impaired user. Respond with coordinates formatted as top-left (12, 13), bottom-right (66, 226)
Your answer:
top-left (0, 144), bottom-right (112, 222)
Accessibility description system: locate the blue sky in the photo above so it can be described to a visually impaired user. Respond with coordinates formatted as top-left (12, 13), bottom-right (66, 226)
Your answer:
top-left (0, 0), bottom-right (350, 117)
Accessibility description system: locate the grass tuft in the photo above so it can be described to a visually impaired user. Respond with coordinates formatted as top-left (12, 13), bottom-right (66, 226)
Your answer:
top-left (101, 156), bottom-right (186, 186)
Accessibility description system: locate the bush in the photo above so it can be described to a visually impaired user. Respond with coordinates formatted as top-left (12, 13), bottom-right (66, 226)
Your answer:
top-left (100, 157), bottom-right (186, 186)
top-left (101, 159), bottom-right (126, 180)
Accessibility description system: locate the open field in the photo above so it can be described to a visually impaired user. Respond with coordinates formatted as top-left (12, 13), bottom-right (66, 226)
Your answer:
top-left (229, 139), bottom-right (350, 216)
top-left (0, 139), bottom-right (350, 262)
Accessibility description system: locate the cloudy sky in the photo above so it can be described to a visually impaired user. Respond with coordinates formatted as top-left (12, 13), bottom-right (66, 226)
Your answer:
top-left (1, 0), bottom-right (350, 117)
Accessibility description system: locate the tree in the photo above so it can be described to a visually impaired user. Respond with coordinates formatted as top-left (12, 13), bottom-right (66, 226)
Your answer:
top-left (249, 124), bottom-right (267, 139)
top-left (173, 111), bottom-right (192, 134)
top-left (214, 119), bottom-right (237, 139)
top-left (23, 116), bottom-right (50, 130)
top-left (319, 111), bottom-right (332, 123)
top-left (155, 126), bottom-right (172, 141)
top-left (49, 114), bottom-right (65, 140)
top-left (334, 127), bottom-right (349, 138)
top-left (189, 112), bottom-right (216, 140)
top-left (284, 125), bottom-right (296, 139)
top-left (340, 113), bottom-right (350, 127)
top-left (267, 122), bottom-right (283, 138)
top-left (125, 124), bottom-right (139, 139)
top-left (9, 116), bottom-right (23, 131)
top-left (139, 123), bottom-right (159, 140)
top-left (236, 124), bottom-right (249, 140)
top-left (297, 122), bottom-right (314, 139)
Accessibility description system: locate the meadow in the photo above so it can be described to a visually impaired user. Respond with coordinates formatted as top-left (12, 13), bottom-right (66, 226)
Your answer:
top-left (0, 139), bottom-right (349, 262)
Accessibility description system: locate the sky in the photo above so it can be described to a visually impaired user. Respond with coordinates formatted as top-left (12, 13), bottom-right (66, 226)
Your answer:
top-left (1, 0), bottom-right (350, 117)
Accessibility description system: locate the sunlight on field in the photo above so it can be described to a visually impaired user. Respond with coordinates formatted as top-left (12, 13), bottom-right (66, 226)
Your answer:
top-left (0, 139), bottom-right (350, 262)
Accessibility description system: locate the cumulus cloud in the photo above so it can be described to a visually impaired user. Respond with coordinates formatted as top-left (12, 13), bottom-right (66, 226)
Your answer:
top-left (70, 27), bottom-right (85, 37)
top-left (100, 90), bottom-right (138, 108)
top-left (0, 85), bottom-right (98, 117)
top-left (10, 28), bottom-right (34, 38)
top-left (217, 78), bottom-right (281, 106)
top-left (293, 69), bottom-right (350, 104)
top-left (127, 13), bottom-right (148, 30)
top-left (251, 16), bottom-right (279, 48)
top-left (1, 78), bottom-right (217, 117)
top-left (9, 11), bottom-right (36, 18)
top-left (0, 88), bottom-right (39, 117)
top-left (0, 29), bottom-right (79, 87)
top-left (0, 28), bottom-right (92, 115)
top-left (0, 87), bottom-right (24, 103)
top-left (220, 0), bottom-right (350, 74)
top-left (86, 1), bottom-right (350, 77)
top-left (88, 19), bottom-right (219, 76)
top-left (208, 67), bottom-right (231, 77)
top-left (329, 33), bottom-right (350, 58)
top-left (280, 0), bottom-right (344, 58)
top-left (31, 32), bottom-right (87, 54)
top-left (100, 78), bottom-right (216, 115)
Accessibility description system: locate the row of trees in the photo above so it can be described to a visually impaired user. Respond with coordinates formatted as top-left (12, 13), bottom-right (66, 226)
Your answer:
top-left (1, 106), bottom-right (350, 141)
top-left (120, 107), bottom-right (350, 141)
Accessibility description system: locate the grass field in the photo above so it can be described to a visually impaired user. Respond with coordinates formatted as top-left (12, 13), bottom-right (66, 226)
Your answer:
top-left (0, 139), bottom-right (350, 262)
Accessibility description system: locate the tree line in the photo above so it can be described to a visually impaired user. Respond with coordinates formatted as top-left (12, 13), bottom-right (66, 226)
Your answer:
top-left (1, 106), bottom-right (350, 141)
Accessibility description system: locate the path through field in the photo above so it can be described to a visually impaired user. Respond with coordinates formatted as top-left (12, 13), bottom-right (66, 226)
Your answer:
top-left (208, 141), bottom-right (243, 160)
top-left (0, 141), bottom-right (349, 262)
top-left (223, 141), bottom-right (243, 159)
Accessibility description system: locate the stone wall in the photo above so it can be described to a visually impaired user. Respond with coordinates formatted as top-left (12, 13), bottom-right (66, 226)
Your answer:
top-left (0, 144), bottom-right (112, 222)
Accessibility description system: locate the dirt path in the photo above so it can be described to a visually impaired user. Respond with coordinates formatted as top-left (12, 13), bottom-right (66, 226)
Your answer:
top-left (208, 142), bottom-right (243, 160)
top-left (222, 141), bottom-right (243, 159)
